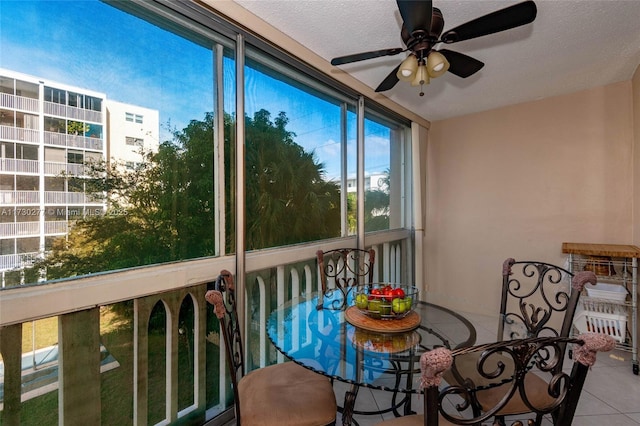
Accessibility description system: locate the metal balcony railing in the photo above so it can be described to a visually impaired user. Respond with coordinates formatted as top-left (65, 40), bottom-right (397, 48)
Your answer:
top-left (43, 101), bottom-right (102, 123)
top-left (0, 124), bottom-right (40, 143)
top-left (0, 221), bottom-right (39, 237)
top-left (0, 92), bottom-right (39, 112)
top-left (0, 190), bottom-right (39, 204)
top-left (0, 252), bottom-right (39, 272)
top-left (42, 191), bottom-right (102, 204)
top-left (43, 131), bottom-right (104, 151)
top-left (0, 158), bottom-right (39, 174)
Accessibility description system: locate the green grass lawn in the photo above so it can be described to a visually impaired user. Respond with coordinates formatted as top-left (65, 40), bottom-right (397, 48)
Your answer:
top-left (1, 303), bottom-right (222, 426)
top-left (20, 317), bottom-right (59, 353)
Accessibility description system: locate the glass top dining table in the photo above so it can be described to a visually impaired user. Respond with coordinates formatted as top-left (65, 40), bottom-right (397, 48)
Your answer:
top-left (266, 292), bottom-right (477, 425)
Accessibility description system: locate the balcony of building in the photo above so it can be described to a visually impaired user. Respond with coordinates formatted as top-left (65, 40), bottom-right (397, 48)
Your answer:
top-left (0, 221), bottom-right (68, 239)
top-left (0, 252), bottom-right (38, 274)
top-left (0, 222), bottom-right (39, 238)
top-left (0, 125), bottom-right (39, 145)
top-left (2, 0), bottom-right (639, 425)
top-left (0, 158), bottom-right (39, 174)
top-left (43, 101), bottom-right (102, 124)
top-left (43, 131), bottom-right (104, 151)
top-left (0, 233), bottom-right (409, 425)
top-left (43, 161), bottom-right (85, 177)
top-left (0, 191), bottom-right (39, 205)
top-left (0, 92), bottom-right (39, 114)
top-left (42, 191), bottom-right (102, 205)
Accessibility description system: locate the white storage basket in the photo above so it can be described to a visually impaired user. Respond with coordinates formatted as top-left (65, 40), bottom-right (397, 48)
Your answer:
top-left (585, 282), bottom-right (628, 302)
top-left (573, 297), bottom-right (628, 343)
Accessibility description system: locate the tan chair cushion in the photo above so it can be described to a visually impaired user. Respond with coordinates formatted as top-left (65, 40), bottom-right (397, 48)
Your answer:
top-left (238, 361), bottom-right (337, 425)
top-left (442, 351), bottom-right (515, 388)
top-left (475, 372), bottom-right (554, 415)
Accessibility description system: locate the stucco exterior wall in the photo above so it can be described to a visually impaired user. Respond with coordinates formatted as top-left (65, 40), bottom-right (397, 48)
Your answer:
top-left (426, 81), bottom-right (634, 314)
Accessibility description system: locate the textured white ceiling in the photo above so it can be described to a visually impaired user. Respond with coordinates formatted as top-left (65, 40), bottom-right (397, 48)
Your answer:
top-left (233, 0), bottom-right (640, 121)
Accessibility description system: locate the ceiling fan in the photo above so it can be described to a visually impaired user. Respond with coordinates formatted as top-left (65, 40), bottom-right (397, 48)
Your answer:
top-left (330, 0), bottom-right (537, 95)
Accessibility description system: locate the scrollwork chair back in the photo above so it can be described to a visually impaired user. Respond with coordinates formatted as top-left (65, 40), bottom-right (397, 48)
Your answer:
top-left (316, 248), bottom-right (376, 310)
top-left (430, 333), bottom-right (615, 426)
top-left (444, 259), bottom-right (597, 425)
top-left (205, 270), bottom-right (244, 421)
top-left (374, 334), bottom-right (616, 426)
top-left (498, 259), bottom-right (595, 344)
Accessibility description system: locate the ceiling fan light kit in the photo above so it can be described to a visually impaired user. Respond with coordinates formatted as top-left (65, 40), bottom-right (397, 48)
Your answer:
top-left (410, 65), bottom-right (429, 96)
top-left (330, 0), bottom-right (537, 96)
top-left (426, 51), bottom-right (449, 78)
top-left (397, 54), bottom-right (418, 81)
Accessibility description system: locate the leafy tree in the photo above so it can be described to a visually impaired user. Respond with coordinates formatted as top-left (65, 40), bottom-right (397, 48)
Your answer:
top-left (364, 169), bottom-right (390, 232)
top-left (245, 109), bottom-right (340, 248)
top-left (67, 120), bottom-right (90, 136)
top-left (347, 192), bottom-right (357, 234)
top-left (346, 171), bottom-right (391, 233)
top-left (32, 110), bottom-right (341, 280)
top-left (364, 188), bottom-right (390, 231)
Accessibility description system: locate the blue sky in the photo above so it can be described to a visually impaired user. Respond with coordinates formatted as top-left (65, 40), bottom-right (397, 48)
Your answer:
top-left (0, 0), bottom-right (390, 180)
top-left (0, 1), bottom-right (212, 139)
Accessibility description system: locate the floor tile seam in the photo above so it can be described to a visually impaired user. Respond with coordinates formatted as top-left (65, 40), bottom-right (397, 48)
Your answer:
top-left (621, 413), bottom-right (640, 424)
top-left (580, 388), bottom-right (624, 414)
top-left (572, 413), bottom-right (640, 424)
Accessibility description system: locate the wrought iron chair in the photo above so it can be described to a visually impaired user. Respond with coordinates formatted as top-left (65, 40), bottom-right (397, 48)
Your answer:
top-left (316, 248), bottom-right (376, 310)
top-left (443, 259), bottom-right (597, 425)
top-left (205, 270), bottom-right (337, 425)
top-left (374, 334), bottom-right (616, 426)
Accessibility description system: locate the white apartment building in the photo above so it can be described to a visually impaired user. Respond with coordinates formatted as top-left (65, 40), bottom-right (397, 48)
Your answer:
top-left (346, 172), bottom-right (389, 193)
top-left (0, 69), bottom-right (159, 282)
top-left (106, 100), bottom-right (159, 171)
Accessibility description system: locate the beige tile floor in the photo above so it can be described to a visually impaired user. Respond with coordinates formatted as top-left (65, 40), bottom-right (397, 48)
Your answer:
top-left (334, 310), bottom-right (640, 426)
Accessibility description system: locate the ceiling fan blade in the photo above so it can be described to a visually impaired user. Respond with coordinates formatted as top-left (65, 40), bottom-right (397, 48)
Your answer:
top-left (331, 48), bottom-right (404, 66)
top-left (375, 64), bottom-right (401, 92)
top-left (439, 49), bottom-right (484, 78)
top-left (396, 0), bottom-right (432, 34)
top-left (441, 0), bottom-right (537, 44)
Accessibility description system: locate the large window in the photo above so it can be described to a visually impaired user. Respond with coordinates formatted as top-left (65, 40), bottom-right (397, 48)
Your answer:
top-left (243, 50), bottom-right (351, 249)
top-left (364, 114), bottom-right (405, 232)
top-left (0, 0), bottom-right (410, 282)
top-left (1, 0), bottom-right (219, 283)
top-left (0, 1), bottom-right (412, 425)
top-left (44, 87), bottom-right (66, 104)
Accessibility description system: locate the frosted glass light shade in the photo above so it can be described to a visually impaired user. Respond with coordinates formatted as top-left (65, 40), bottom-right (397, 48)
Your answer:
top-left (396, 55), bottom-right (418, 82)
top-left (410, 65), bottom-right (429, 87)
top-left (426, 51), bottom-right (450, 78)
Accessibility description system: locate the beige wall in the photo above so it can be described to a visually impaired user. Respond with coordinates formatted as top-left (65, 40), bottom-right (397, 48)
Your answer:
top-left (632, 65), bottom-right (640, 346)
top-left (426, 82), bottom-right (635, 314)
top-left (633, 65), bottom-right (640, 246)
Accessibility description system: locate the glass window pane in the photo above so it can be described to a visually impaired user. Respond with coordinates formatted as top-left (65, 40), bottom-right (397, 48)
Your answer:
top-left (16, 144), bottom-right (38, 161)
top-left (363, 113), bottom-right (408, 232)
top-left (346, 109), bottom-right (357, 235)
top-left (243, 51), bottom-right (347, 250)
top-left (1, 141), bottom-right (15, 158)
top-left (1, 0), bottom-right (222, 283)
top-left (364, 118), bottom-right (391, 232)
